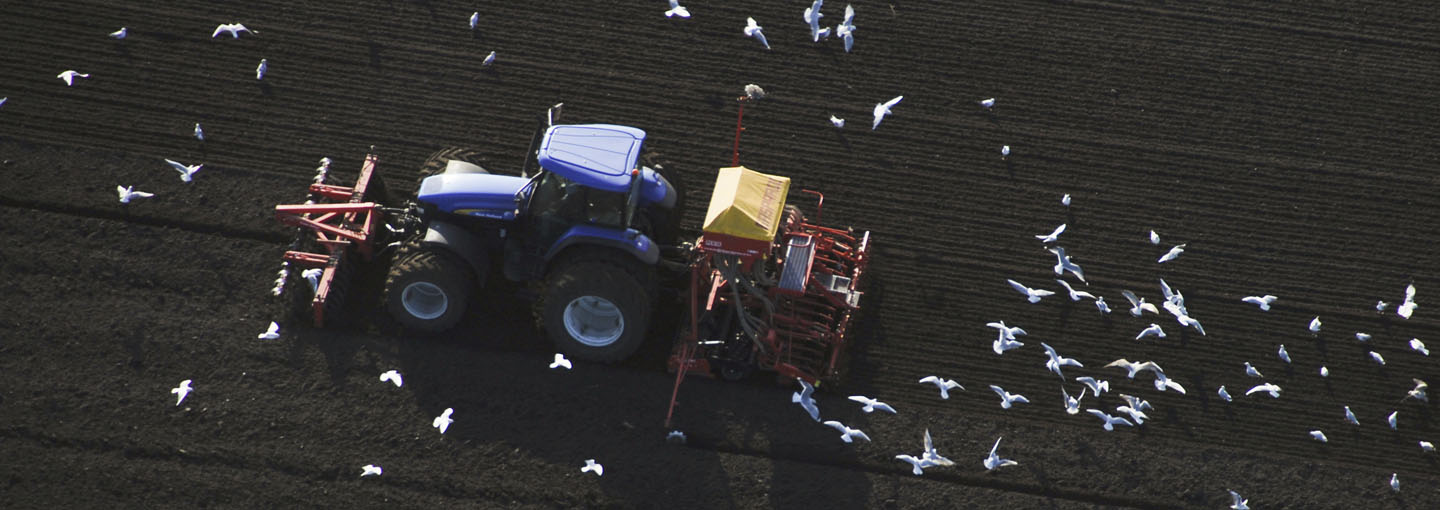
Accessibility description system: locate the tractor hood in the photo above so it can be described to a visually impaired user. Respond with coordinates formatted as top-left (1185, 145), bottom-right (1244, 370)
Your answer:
top-left (417, 173), bottom-right (529, 220)
top-left (536, 124), bottom-right (647, 193)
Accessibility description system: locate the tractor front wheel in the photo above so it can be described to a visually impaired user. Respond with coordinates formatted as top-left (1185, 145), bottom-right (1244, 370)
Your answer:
top-left (541, 260), bottom-right (652, 363)
top-left (383, 248), bottom-right (472, 334)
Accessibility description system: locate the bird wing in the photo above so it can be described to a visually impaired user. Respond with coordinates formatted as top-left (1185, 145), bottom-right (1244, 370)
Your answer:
top-left (1086, 409), bottom-right (1107, 419)
top-left (918, 375), bottom-right (938, 385)
top-left (989, 385), bottom-right (1005, 398)
top-left (823, 420), bottom-right (846, 432)
top-left (873, 402), bottom-right (896, 414)
top-left (990, 437), bottom-right (1003, 455)
top-left (884, 95), bottom-right (903, 108)
top-left (848, 395), bottom-right (870, 405)
top-left (212, 25), bottom-right (226, 37)
top-left (1121, 290), bottom-right (1141, 306)
top-left (844, 4), bottom-right (854, 24)
top-left (1007, 279), bottom-right (1031, 296)
top-left (1041, 342), bottom-right (1058, 358)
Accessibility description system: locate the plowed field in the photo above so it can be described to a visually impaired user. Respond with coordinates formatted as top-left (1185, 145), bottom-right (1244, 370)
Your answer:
top-left (2, 1), bottom-right (1437, 508)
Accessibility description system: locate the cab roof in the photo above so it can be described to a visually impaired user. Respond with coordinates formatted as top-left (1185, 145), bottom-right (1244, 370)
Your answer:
top-left (536, 124), bottom-right (646, 193)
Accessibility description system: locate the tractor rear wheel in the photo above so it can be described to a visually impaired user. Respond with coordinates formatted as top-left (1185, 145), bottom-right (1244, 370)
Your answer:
top-left (415, 147), bottom-right (490, 196)
top-left (383, 248), bottom-right (473, 334)
top-left (541, 258), bottom-right (653, 363)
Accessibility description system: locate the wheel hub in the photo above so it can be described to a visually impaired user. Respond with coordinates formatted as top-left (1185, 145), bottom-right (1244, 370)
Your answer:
top-left (563, 296), bottom-right (624, 347)
top-left (401, 282), bottom-right (448, 320)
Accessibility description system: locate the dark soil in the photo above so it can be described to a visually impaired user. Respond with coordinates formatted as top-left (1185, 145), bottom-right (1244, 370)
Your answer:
top-left (2, 1), bottom-right (1437, 508)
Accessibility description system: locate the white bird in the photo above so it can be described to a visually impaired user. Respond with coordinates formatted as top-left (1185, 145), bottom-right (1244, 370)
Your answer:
top-left (823, 421), bottom-right (871, 443)
top-left (792, 378), bottom-right (820, 421)
top-left (1000, 145), bottom-right (1011, 159)
top-left (1244, 362), bottom-right (1263, 378)
top-left (1421, 441), bottom-right (1434, 452)
top-left (1149, 230), bottom-right (1160, 245)
top-left (1034, 224), bottom-right (1066, 243)
top-left (1320, 366), bottom-right (1329, 377)
top-left (978, 97), bottom-right (995, 110)
top-left (1390, 473), bottom-right (1399, 492)
top-left (194, 123), bottom-right (204, 141)
top-left (986, 321), bottom-right (1027, 342)
top-left (1104, 359), bottom-right (1162, 379)
top-left (116, 185), bottom-right (154, 204)
top-left (1007, 279), bottom-right (1054, 304)
top-left (255, 59), bottom-right (267, 80)
top-left (829, 115), bottom-right (845, 128)
top-left (1042, 342), bottom-right (1083, 378)
top-left (1308, 316), bottom-right (1322, 333)
top-left (871, 95), bottom-right (903, 130)
top-left (1136, 323), bottom-right (1166, 340)
top-left (895, 454), bottom-right (930, 475)
top-left (1049, 247), bottom-right (1087, 282)
top-left (836, 5), bottom-right (856, 52)
top-left (1369, 351), bottom-right (1385, 365)
top-left (165, 158), bottom-right (204, 182)
top-left (921, 429), bottom-right (955, 466)
top-left (360, 464), bottom-right (382, 477)
top-left (1119, 393), bottom-right (1153, 412)
top-left (379, 370), bottom-right (403, 388)
top-left (1217, 385), bottom-right (1233, 402)
top-left (1075, 376), bottom-right (1110, 396)
top-left (57, 70), bottom-right (90, 86)
top-left (1157, 244), bottom-right (1186, 263)
top-left (212, 23), bottom-right (255, 38)
top-left (1116, 404), bottom-right (1149, 425)
top-left (258, 321), bottom-right (281, 340)
top-left (1396, 283), bottom-right (1417, 319)
top-left (1310, 430), bottom-right (1328, 443)
top-left (1241, 295), bottom-right (1277, 311)
top-left (1152, 371), bottom-right (1187, 394)
top-left (743, 17), bottom-right (770, 50)
top-left (470, 12), bottom-right (480, 29)
top-left (666, 430), bottom-right (687, 443)
top-left (989, 385), bottom-right (1030, 409)
top-left (1094, 296), bottom-right (1112, 314)
top-left (1121, 290), bottom-right (1159, 316)
top-left (1355, 332), bottom-right (1371, 342)
top-left (550, 353), bottom-right (572, 370)
top-left (109, 27), bottom-right (128, 39)
top-left (1410, 338), bottom-right (1429, 356)
top-left (1228, 489), bottom-right (1250, 510)
top-left (1377, 300), bottom-right (1390, 312)
top-left (1278, 345), bottom-right (1291, 364)
top-left (581, 459), bottom-right (603, 476)
top-left (481, 51), bottom-right (495, 67)
top-left (919, 375), bottom-right (964, 400)
top-left (1405, 379), bottom-right (1428, 402)
top-left (433, 407), bottom-right (454, 434)
top-left (1343, 406), bottom-right (1359, 425)
top-left (848, 395), bottom-right (896, 414)
top-left (803, 0), bottom-right (832, 42)
top-left (1086, 409), bottom-right (1133, 431)
top-left (1246, 382), bottom-right (1281, 398)
top-left (983, 436), bottom-right (1018, 471)
top-left (171, 379), bottom-right (193, 406)
top-left (1061, 193), bottom-right (1071, 207)
top-left (1387, 411), bottom-right (1397, 430)
top-left (1062, 385), bottom-right (1086, 414)
top-left (743, 84), bottom-right (766, 100)
top-left (992, 336), bottom-right (1025, 355)
top-left (0, 97), bottom-right (6, 108)
top-left (301, 268), bottom-right (322, 294)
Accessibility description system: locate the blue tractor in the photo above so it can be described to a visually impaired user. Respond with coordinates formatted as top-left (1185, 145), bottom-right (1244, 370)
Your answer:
top-left (380, 104), bottom-right (685, 362)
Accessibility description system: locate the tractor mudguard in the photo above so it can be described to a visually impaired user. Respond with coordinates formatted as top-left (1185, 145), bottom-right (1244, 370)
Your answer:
top-left (544, 225), bottom-right (659, 266)
top-left (418, 220), bottom-right (491, 287)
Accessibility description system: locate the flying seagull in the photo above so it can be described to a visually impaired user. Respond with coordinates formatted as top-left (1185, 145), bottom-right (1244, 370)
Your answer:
top-left (1048, 247), bottom-right (1086, 282)
top-left (1320, 366), bottom-right (1329, 377)
top-left (829, 115), bottom-right (845, 128)
top-left (301, 268), bottom-right (322, 294)
top-left (836, 4), bottom-right (856, 52)
top-left (257, 321), bottom-right (280, 340)
top-left (792, 378), bottom-right (821, 421)
top-left (1246, 382), bottom-right (1281, 398)
top-left (803, 0), bottom-right (832, 42)
top-left (1405, 379), bottom-right (1428, 402)
top-left (360, 464), bottom-right (382, 477)
top-left (1042, 342), bottom-right (1083, 378)
top-left (1217, 385), bottom-right (1233, 402)
top-left (469, 12), bottom-right (480, 29)
top-left (58, 70), bottom-right (90, 86)
top-left (433, 408), bottom-right (454, 434)
top-left (1355, 332), bottom-right (1371, 342)
top-left (1000, 145), bottom-right (1011, 159)
top-left (1390, 473), bottom-right (1399, 492)
top-left (171, 379), bottom-right (193, 406)
top-left (255, 59), bottom-right (267, 80)
top-left (1104, 359), bottom-right (1162, 379)
top-left (872, 95), bottom-right (903, 130)
top-left (481, 51), bottom-right (495, 67)
top-left (1308, 316), bottom-right (1322, 333)
top-left (1149, 230), bottom-right (1160, 245)
top-left (919, 375), bottom-right (964, 400)
top-left (1094, 296), bottom-right (1112, 314)
top-left (116, 185), bottom-right (154, 204)
top-left (1397, 283), bottom-right (1417, 319)
top-left (1086, 409), bottom-right (1133, 431)
top-left (165, 158), bottom-right (204, 182)
top-left (1369, 351), bottom-right (1385, 365)
top-left (1152, 371), bottom-right (1187, 394)
top-left (1241, 295), bottom-right (1277, 311)
top-left (1310, 430), bottom-right (1328, 443)
top-left (989, 385), bottom-right (1030, 409)
top-left (1377, 300), bottom-right (1390, 312)
top-left (1387, 411), bottom-right (1397, 430)
top-left (1228, 489), bottom-right (1250, 510)
top-left (1121, 290), bottom-right (1159, 316)
top-left (1007, 279), bottom-right (1054, 304)
top-left (1034, 224), bottom-right (1066, 243)
top-left (986, 321), bottom-right (1027, 342)
top-left (1343, 406), bottom-right (1359, 426)
top-left (1119, 393), bottom-right (1153, 412)
top-left (1062, 385), bottom-right (1086, 414)
top-left (581, 459), bottom-right (603, 476)
top-left (1135, 323), bottom-right (1166, 340)
top-left (743, 17), bottom-right (770, 49)
top-left (823, 421), bottom-right (871, 443)
top-left (212, 23), bottom-right (255, 38)
top-left (895, 455), bottom-right (931, 476)
top-left (1157, 244), bottom-right (1186, 263)
top-left (983, 436), bottom-right (1018, 471)
top-left (1278, 344), bottom-right (1291, 364)
top-left (979, 97), bottom-right (995, 110)
top-left (109, 27), bottom-right (127, 39)
top-left (379, 370), bottom-right (403, 387)
top-left (194, 123), bottom-right (204, 141)
top-left (1421, 441), bottom-right (1434, 452)
top-left (549, 353), bottom-right (572, 370)
top-left (1075, 376), bottom-right (1110, 396)
top-left (666, 430), bottom-right (687, 444)
top-left (1061, 193), bottom-right (1071, 207)
top-left (1116, 404), bottom-right (1149, 425)
top-left (1410, 338), bottom-right (1429, 356)
top-left (1244, 362), bottom-right (1263, 378)
top-left (921, 429), bottom-right (955, 467)
top-left (848, 395), bottom-right (896, 414)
